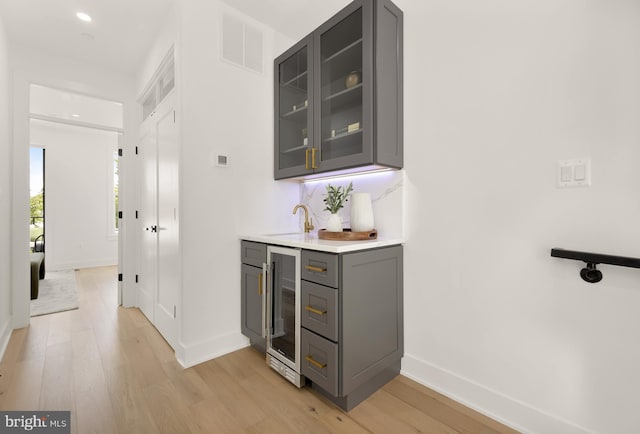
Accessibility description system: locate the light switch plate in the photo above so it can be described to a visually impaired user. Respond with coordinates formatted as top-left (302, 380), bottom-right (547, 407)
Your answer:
top-left (557, 158), bottom-right (591, 188)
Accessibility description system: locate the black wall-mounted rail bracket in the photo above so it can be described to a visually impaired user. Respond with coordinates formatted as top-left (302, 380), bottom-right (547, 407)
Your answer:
top-left (551, 248), bottom-right (640, 283)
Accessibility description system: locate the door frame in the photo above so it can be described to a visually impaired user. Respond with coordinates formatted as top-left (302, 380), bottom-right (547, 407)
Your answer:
top-left (10, 75), bottom-right (132, 329)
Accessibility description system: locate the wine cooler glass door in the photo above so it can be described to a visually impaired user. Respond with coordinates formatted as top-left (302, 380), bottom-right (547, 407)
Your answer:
top-left (266, 246), bottom-right (301, 373)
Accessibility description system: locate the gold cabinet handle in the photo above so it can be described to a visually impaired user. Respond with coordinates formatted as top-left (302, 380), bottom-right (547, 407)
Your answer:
top-left (305, 355), bottom-right (327, 369)
top-left (311, 148), bottom-right (318, 169)
top-left (305, 149), bottom-right (310, 170)
top-left (258, 273), bottom-right (263, 296)
top-left (305, 265), bottom-right (327, 273)
top-left (304, 305), bottom-right (327, 315)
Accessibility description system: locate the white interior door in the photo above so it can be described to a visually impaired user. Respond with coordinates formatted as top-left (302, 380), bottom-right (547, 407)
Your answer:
top-left (155, 102), bottom-right (179, 349)
top-left (139, 120), bottom-right (157, 323)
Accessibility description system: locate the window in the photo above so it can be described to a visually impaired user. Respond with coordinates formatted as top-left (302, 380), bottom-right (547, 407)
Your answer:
top-left (107, 143), bottom-right (121, 238)
top-left (113, 150), bottom-right (119, 231)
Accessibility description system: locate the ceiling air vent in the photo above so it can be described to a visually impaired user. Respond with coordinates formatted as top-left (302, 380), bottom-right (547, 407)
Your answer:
top-left (222, 13), bottom-right (263, 74)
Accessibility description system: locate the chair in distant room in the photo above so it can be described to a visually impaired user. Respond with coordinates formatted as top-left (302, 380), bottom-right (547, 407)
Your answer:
top-left (30, 234), bottom-right (45, 299)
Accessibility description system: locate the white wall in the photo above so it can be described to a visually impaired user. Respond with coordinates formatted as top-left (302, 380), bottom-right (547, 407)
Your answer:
top-left (174, 0), bottom-right (299, 366)
top-left (0, 15), bottom-right (13, 360)
top-left (10, 44), bottom-right (138, 327)
top-left (30, 120), bottom-right (119, 270)
top-left (396, 0), bottom-right (640, 433)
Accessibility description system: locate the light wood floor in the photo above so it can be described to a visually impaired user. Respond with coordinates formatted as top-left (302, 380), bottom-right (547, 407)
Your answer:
top-left (0, 266), bottom-right (518, 433)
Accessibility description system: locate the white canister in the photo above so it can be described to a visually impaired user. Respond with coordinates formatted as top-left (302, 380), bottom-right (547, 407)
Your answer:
top-left (350, 193), bottom-right (374, 232)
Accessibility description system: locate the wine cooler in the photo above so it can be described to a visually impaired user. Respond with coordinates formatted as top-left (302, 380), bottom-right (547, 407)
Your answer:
top-left (264, 246), bottom-right (303, 387)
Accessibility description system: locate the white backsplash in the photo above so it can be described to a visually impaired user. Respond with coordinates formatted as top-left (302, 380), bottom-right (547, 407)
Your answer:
top-left (299, 170), bottom-right (404, 239)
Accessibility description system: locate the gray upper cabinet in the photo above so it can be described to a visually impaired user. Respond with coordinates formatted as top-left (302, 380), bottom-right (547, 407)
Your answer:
top-left (274, 0), bottom-right (403, 180)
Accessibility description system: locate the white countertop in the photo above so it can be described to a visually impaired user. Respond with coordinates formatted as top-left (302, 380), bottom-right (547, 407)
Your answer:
top-left (240, 232), bottom-right (403, 253)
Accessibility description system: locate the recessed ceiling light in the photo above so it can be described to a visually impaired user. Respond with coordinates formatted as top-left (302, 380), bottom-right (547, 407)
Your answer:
top-left (76, 12), bottom-right (92, 22)
top-left (71, 114), bottom-right (80, 118)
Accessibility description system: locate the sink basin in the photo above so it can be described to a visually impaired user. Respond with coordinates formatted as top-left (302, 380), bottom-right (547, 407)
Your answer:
top-left (262, 232), bottom-right (306, 236)
top-left (262, 232), bottom-right (317, 240)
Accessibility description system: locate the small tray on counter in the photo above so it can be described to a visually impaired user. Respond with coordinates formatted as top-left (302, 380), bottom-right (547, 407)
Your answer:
top-left (318, 229), bottom-right (378, 241)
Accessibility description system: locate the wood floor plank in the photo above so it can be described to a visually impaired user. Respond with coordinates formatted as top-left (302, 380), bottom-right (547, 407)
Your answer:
top-left (0, 266), bottom-right (519, 434)
top-left (17, 314), bottom-right (50, 362)
top-left (0, 326), bottom-right (27, 366)
top-left (350, 388), bottom-right (461, 434)
top-left (161, 360), bottom-right (214, 407)
top-left (393, 375), bottom-right (520, 434)
top-left (75, 386), bottom-right (118, 434)
top-left (120, 333), bottom-right (169, 388)
top-left (143, 379), bottom-right (201, 434)
top-left (104, 363), bottom-right (161, 434)
top-left (0, 357), bottom-right (45, 411)
top-left (222, 348), bottom-right (370, 434)
top-left (188, 395), bottom-right (247, 434)
top-left (193, 360), bottom-right (270, 430)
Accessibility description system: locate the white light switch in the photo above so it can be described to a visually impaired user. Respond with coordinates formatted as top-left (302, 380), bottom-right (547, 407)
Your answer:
top-left (557, 158), bottom-right (591, 188)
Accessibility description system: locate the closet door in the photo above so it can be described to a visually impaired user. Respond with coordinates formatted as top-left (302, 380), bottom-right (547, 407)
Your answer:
top-left (154, 94), bottom-right (179, 349)
top-left (138, 116), bottom-right (157, 324)
top-left (138, 92), bottom-right (179, 350)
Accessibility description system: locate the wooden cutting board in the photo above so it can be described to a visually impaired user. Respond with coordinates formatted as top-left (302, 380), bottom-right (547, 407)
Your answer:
top-left (317, 229), bottom-right (378, 241)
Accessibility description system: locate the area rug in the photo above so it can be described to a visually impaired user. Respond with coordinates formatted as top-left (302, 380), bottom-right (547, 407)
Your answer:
top-left (30, 269), bottom-right (79, 317)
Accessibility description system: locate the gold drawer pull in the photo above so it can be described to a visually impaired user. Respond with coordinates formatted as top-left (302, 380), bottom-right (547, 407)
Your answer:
top-left (305, 355), bottom-right (327, 369)
top-left (304, 305), bottom-right (327, 316)
top-left (258, 273), bottom-right (263, 296)
top-left (305, 265), bottom-right (327, 273)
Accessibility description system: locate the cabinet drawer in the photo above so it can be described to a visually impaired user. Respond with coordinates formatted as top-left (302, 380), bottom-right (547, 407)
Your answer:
top-left (301, 281), bottom-right (338, 341)
top-left (301, 328), bottom-right (338, 396)
top-left (301, 250), bottom-right (338, 288)
top-left (241, 241), bottom-right (266, 268)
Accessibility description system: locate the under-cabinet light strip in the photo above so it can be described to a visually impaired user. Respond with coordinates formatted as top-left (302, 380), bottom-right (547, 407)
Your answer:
top-left (301, 168), bottom-right (394, 184)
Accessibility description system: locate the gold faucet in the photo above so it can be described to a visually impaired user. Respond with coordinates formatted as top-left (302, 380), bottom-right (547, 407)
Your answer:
top-left (293, 204), bottom-right (314, 233)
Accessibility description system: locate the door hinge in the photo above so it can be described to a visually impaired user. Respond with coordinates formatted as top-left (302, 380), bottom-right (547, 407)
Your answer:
top-left (135, 274), bottom-right (139, 283)
top-left (173, 110), bottom-right (176, 123)
top-left (118, 211), bottom-right (123, 219)
top-left (135, 146), bottom-right (139, 155)
top-left (135, 210), bottom-right (139, 219)
top-left (118, 273), bottom-right (123, 282)
top-left (173, 305), bottom-right (176, 318)
top-left (118, 148), bottom-right (123, 157)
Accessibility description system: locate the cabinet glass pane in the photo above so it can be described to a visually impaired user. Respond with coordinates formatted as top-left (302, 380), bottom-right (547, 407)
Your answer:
top-left (270, 252), bottom-right (297, 363)
top-left (320, 8), bottom-right (363, 162)
top-left (278, 46), bottom-right (309, 171)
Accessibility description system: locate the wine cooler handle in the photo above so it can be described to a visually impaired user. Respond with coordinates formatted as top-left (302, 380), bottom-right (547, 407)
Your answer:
top-left (261, 263), bottom-right (268, 339)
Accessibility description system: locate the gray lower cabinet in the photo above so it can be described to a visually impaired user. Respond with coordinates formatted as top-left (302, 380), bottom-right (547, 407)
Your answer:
top-left (301, 245), bottom-right (403, 411)
top-left (240, 240), bottom-right (403, 411)
top-left (241, 242), bottom-right (266, 352)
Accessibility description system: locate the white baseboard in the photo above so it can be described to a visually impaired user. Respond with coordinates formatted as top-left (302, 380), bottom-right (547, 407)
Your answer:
top-left (401, 354), bottom-right (595, 434)
top-left (48, 258), bottom-right (117, 271)
top-left (0, 315), bottom-right (13, 363)
top-left (175, 331), bottom-right (250, 368)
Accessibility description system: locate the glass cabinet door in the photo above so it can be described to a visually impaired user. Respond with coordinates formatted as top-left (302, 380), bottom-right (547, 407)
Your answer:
top-left (266, 246), bottom-right (301, 374)
top-left (275, 38), bottom-right (313, 177)
top-left (317, 4), bottom-right (372, 171)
